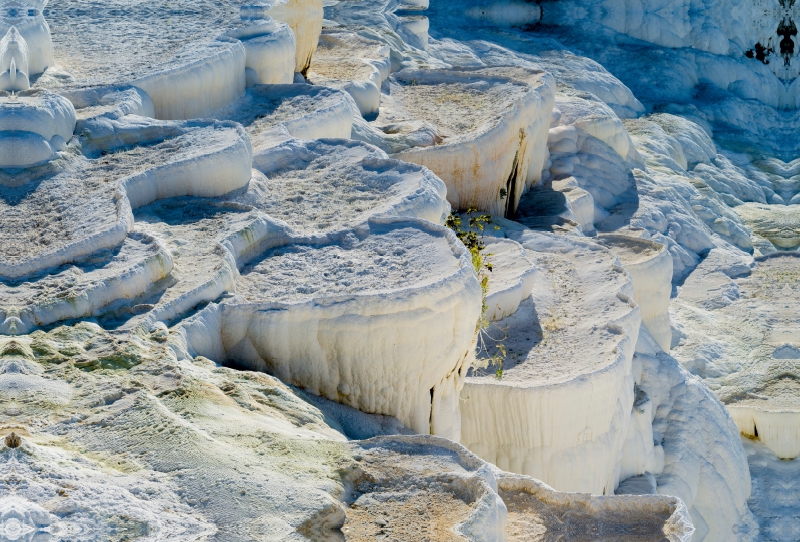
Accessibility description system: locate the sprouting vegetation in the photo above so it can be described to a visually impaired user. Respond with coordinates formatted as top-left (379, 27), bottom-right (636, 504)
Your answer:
top-left (446, 207), bottom-right (507, 379)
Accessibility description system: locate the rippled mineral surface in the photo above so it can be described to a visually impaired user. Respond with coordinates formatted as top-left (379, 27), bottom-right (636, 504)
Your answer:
top-left (2, 0), bottom-right (800, 539)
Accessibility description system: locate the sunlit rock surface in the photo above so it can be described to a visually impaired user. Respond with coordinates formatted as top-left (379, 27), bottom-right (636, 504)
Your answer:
top-left (462, 232), bottom-right (641, 495)
top-left (596, 235), bottom-right (673, 351)
top-left (307, 31), bottom-right (390, 116)
top-left (672, 253), bottom-right (800, 460)
top-left (385, 67), bottom-right (554, 215)
top-left (3, 0), bottom-right (800, 538)
top-left (215, 84), bottom-right (354, 145)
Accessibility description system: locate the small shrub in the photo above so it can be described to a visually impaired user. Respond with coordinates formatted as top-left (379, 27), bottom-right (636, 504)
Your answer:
top-left (446, 207), bottom-right (506, 376)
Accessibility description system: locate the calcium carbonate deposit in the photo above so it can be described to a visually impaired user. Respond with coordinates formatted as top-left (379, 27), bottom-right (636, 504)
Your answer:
top-left (1, 0), bottom-right (799, 539)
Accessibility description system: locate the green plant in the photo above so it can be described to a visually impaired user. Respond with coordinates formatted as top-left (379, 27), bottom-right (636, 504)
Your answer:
top-left (492, 343), bottom-right (507, 379)
top-left (446, 207), bottom-right (507, 377)
top-left (446, 207), bottom-right (494, 324)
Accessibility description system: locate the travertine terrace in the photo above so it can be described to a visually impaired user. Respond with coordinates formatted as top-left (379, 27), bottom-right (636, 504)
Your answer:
top-left (1, 0), bottom-right (799, 540)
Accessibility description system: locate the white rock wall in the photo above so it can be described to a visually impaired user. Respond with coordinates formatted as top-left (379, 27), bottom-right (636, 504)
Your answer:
top-left (0, 91), bottom-right (75, 166)
top-left (728, 407), bottom-right (800, 460)
top-left (623, 329), bottom-right (758, 541)
top-left (122, 122), bottom-right (253, 208)
top-left (226, 21), bottom-right (297, 85)
top-left (596, 235), bottom-right (674, 351)
top-left (393, 68), bottom-right (555, 216)
top-left (460, 233), bottom-right (641, 494)
top-left (265, 0), bottom-right (323, 74)
top-left (221, 221), bottom-right (482, 437)
top-left (483, 237), bottom-right (537, 321)
top-left (172, 210), bottom-right (481, 440)
top-left (133, 40), bottom-right (246, 120)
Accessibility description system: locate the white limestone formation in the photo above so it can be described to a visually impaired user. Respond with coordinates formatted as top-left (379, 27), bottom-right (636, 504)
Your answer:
top-left (537, 92), bottom-right (642, 230)
top-left (596, 235), bottom-right (673, 351)
top-left (139, 134), bottom-right (454, 348)
top-left (132, 40), bottom-right (247, 120)
top-left (386, 67), bottom-right (554, 215)
top-left (672, 253), bottom-right (800, 461)
top-left (225, 19), bottom-right (297, 86)
top-left (176, 217), bottom-right (482, 439)
top-left (0, 0), bottom-right (52, 77)
top-left (246, 137), bottom-right (450, 230)
top-left (0, 89), bottom-right (74, 166)
top-left (483, 237), bottom-right (536, 321)
top-left (0, 321), bottom-right (702, 542)
top-left (0, 26), bottom-right (29, 91)
top-left (0, 116), bottom-right (252, 337)
top-left (626, 329), bottom-right (758, 541)
top-left (69, 86), bottom-right (155, 123)
top-left (730, 405), bottom-right (800, 460)
top-left (343, 435), bottom-right (694, 541)
top-left (734, 202), bottom-right (800, 254)
top-left (394, 14), bottom-right (430, 51)
top-left (497, 470), bottom-right (694, 541)
top-left (342, 435), bottom-right (508, 540)
top-left (308, 31), bottom-right (391, 116)
top-left (263, 0), bottom-right (324, 74)
top-left (461, 232), bottom-right (641, 494)
top-left (8, 0), bottom-right (800, 538)
top-left (71, 10), bottom-right (312, 121)
top-left (215, 84), bottom-right (355, 147)
top-left (1, 234), bottom-right (172, 332)
top-left (120, 121), bottom-right (253, 208)
top-left (0, 1), bottom-right (53, 92)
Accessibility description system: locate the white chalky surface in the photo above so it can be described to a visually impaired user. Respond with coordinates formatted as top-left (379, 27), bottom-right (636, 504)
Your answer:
top-left (215, 84), bottom-right (351, 147)
top-left (0, 155), bottom-right (118, 264)
top-left (1, 235), bottom-right (163, 302)
top-left (44, 0), bottom-right (242, 86)
top-left (7, 0), bottom-right (800, 538)
top-left (460, 232), bottom-right (640, 494)
top-left (237, 226), bottom-right (458, 302)
top-left (227, 139), bottom-right (447, 233)
top-left (471, 238), bottom-right (635, 384)
top-left (377, 77), bottom-right (528, 138)
top-left (131, 198), bottom-right (257, 325)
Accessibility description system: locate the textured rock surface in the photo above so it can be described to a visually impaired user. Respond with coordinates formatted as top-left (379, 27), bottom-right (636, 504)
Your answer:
top-left (596, 235), bottom-right (673, 351)
top-left (461, 232), bottom-right (641, 494)
top-left (672, 253), bottom-right (800, 460)
top-left (387, 67), bottom-right (554, 216)
top-left (308, 31), bottom-right (390, 116)
top-left (215, 84), bottom-right (354, 145)
top-left (6, 0), bottom-right (800, 539)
